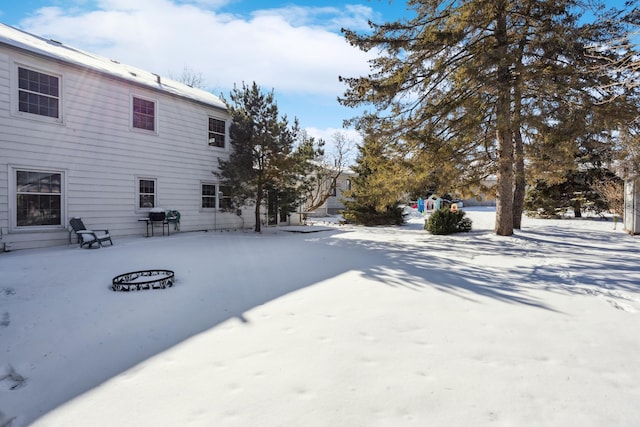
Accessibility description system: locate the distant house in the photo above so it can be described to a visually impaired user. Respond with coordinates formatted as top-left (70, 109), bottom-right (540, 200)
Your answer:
top-left (0, 23), bottom-right (253, 251)
top-left (462, 176), bottom-right (497, 207)
top-left (304, 168), bottom-right (355, 218)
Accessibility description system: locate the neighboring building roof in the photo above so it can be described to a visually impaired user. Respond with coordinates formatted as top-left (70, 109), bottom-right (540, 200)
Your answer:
top-left (0, 23), bottom-right (226, 111)
top-left (308, 159), bottom-right (356, 176)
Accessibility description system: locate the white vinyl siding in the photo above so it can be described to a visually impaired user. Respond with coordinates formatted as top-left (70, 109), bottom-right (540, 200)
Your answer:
top-left (0, 40), bottom-right (249, 250)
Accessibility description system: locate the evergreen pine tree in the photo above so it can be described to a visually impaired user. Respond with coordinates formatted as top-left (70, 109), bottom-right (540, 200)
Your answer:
top-left (339, 0), bottom-right (639, 235)
top-left (341, 130), bottom-right (407, 225)
top-left (217, 82), bottom-right (321, 232)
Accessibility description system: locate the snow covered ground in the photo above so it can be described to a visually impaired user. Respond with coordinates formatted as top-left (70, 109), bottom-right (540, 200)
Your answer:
top-left (1, 207), bottom-right (639, 427)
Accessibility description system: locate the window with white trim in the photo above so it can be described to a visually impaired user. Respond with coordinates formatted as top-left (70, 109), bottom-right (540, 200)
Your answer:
top-left (218, 185), bottom-right (233, 210)
top-left (138, 178), bottom-right (156, 208)
top-left (202, 184), bottom-right (216, 208)
top-left (201, 184), bottom-right (233, 209)
top-left (132, 96), bottom-right (156, 131)
top-left (208, 117), bottom-right (225, 148)
top-left (15, 169), bottom-right (63, 227)
top-left (17, 66), bottom-right (60, 119)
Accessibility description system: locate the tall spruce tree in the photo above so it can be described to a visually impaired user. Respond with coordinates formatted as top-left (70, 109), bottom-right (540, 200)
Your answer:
top-left (339, 0), bottom-right (638, 235)
top-left (217, 82), bottom-right (322, 232)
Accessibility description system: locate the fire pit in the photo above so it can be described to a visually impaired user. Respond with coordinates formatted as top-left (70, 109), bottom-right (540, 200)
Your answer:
top-left (112, 269), bottom-right (174, 291)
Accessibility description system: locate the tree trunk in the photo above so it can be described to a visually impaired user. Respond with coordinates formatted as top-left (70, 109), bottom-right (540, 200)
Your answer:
top-left (254, 184), bottom-right (262, 232)
top-left (573, 200), bottom-right (582, 218)
top-left (495, 134), bottom-right (514, 236)
top-left (493, 4), bottom-right (514, 236)
top-left (512, 128), bottom-right (526, 229)
top-left (254, 200), bottom-right (261, 232)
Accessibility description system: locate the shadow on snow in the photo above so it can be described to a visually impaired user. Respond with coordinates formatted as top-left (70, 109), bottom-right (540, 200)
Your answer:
top-left (0, 220), bottom-right (637, 425)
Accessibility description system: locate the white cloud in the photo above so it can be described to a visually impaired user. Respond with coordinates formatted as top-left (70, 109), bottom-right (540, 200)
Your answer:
top-left (18, 0), bottom-right (375, 98)
top-left (251, 4), bottom-right (376, 32)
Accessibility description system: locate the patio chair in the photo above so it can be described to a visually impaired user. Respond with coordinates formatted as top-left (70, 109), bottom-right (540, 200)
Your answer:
top-left (69, 218), bottom-right (113, 248)
top-left (166, 210), bottom-right (181, 231)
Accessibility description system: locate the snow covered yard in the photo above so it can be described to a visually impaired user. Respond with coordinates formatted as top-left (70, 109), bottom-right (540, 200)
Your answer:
top-left (1, 208), bottom-right (639, 426)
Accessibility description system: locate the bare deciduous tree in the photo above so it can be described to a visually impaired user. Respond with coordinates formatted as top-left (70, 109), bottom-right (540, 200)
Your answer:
top-left (592, 177), bottom-right (624, 216)
top-left (302, 132), bottom-right (354, 213)
top-left (171, 66), bottom-right (206, 89)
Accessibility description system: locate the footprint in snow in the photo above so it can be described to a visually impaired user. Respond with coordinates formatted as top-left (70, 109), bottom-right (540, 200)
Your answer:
top-left (0, 312), bottom-right (8, 328)
top-left (605, 298), bottom-right (637, 313)
top-left (0, 365), bottom-right (26, 391)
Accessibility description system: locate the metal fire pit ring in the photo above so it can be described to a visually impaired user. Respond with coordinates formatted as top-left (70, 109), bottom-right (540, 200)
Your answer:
top-left (112, 269), bottom-right (174, 291)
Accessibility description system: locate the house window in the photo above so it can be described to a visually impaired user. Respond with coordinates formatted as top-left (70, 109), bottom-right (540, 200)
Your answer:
top-left (346, 179), bottom-right (352, 191)
top-left (15, 170), bottom-right (62, 226)
top-left (18, 67), bottom-right (60, 118)
top-left (138, 178), bottom-right (156, 208)
top-left (132, 96), bottom-right (156, 131)
top-left (202, 184), bottom-right (216, 208)
top-left (202, 184), bottom-right (232, 209)
top-left (208, 118), bottom-right (225, 148)
top-left (218, 185), bottom-right (233, 210)
top-left (330, 179), bottom-right (337, 196)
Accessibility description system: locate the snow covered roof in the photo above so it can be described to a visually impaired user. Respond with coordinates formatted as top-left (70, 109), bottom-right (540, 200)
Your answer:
top-left (0, 23), bottom-right (226, 111)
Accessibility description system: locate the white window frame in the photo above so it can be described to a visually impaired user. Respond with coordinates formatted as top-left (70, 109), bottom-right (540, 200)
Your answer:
top-left (201, 183), bottom-right (232, 210)
top-left (11, 62), bottom-right (64, 124)
top-left (208, 117), bottom-right (226, 149)
top-left (131, 94), bottom-right (158, 134)
top-left (136, 177), bottom-right (157, 211)
top-left (9, 166), bottom-right (66, 230)
top-left (201, 183), bottom-right (217, 209)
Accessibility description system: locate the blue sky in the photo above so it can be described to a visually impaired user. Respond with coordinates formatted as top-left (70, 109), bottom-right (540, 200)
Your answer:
top-left (0, 0), bottom-right (632, 149)
top-left (0, 0), bottom-right (411, 147)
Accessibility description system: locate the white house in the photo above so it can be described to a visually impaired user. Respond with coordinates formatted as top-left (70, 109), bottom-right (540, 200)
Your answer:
top-left (302, 168), bottom-right (355, 219)
top-left (0, 23), bottom-right (253, 251)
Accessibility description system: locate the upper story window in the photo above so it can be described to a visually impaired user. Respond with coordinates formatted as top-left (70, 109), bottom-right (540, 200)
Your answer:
top-left (208, 117), bottom-right (226, 148)
top-left (132, 96), bottom-right (156, 132)
top-left (18, 67), bottom-right (60, 119)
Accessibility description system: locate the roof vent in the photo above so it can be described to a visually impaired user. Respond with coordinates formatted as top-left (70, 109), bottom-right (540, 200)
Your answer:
top-left (49, 39), bottom-right (62, 45)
